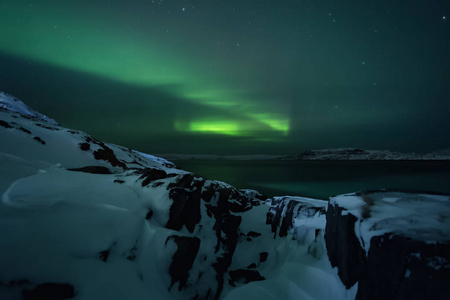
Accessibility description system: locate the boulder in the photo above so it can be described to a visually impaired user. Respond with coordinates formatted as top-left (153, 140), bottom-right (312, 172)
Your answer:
top-left (326, 190), bottom-right (450, 299)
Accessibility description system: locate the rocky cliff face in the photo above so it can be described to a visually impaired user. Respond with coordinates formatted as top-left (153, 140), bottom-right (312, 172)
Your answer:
top-left (326, 190), bottom-right (450, 300)
top-left (265, 196), bottom-right (327, 258)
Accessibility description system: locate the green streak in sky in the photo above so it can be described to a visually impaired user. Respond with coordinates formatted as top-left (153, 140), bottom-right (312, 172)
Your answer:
top-left (190, 120), bottom-right (241, 136)
top-left (0, 0), bottom-right (289, 138)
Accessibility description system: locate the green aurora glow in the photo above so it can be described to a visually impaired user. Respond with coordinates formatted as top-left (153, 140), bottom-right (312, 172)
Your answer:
top-left (0, 0), bottom-right (289, 137)
top-left (0, 0), bottom-right (449, 154)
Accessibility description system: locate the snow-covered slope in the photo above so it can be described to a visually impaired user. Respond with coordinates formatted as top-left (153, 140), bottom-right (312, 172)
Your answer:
top-left (1, 92), bottom-right (449, 300)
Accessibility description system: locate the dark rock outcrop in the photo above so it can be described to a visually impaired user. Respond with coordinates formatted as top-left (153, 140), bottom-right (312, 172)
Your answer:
top-left (259, 252), bottom-right (268, 263)
top-left (163, 176), bottom-right (261, 299)
top-left (325, 204), bottom-right (367, 288)
top-left (0, 120), bottom-right (12, 128)
top-left (22, 283), bottom-right (75, 300)
top-left (35, 123), bottom-right (60, 131)
top-left (165, 174), bottom-right (204, 232)
top-left (81, 136), bottom-right (127, 169)
top-left (93, 144), bottom-right (127, 169)
top-left (166, 235), bottom-right (201, 291)
top-left (79, 142), bottom-right (90, 151)
top-left (33, 136), bottom-right (46, 145)
top-left (18, 127), bottom-right (31, 134)
top-left (325, 191), bottom-right (450, 300)
top-left (362, 234), bottom-right (450, 300)
top-left (67, 166), bottom-right (112, 174)
top-left (138, 167), bottom-right (177, 186)
top-left (266, 196), bottom-right (326, 238)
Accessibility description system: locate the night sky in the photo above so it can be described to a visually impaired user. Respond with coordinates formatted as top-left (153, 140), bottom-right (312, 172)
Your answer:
top-left (1, 0), bottom-right (449, 155)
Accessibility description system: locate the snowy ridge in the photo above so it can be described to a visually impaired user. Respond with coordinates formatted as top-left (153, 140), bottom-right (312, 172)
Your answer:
top-left (0, 92), bottom-right (58, 125)
top-left (330, 190), bottom-right (450, 253)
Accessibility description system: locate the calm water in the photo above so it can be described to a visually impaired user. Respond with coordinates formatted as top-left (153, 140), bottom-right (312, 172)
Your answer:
top-left (174, 160), bottom-right (450, 200)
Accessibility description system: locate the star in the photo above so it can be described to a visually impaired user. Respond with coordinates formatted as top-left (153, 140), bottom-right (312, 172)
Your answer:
top-left (443, 16), bottom-right (447, 20)
top-left (182, 7), bottom-right (185, 11)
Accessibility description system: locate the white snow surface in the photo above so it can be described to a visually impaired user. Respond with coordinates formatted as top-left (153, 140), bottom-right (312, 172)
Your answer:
top-left (331, 191), bottom-right (450, 253)
top-left (0, 93), bottom-right (355, 299)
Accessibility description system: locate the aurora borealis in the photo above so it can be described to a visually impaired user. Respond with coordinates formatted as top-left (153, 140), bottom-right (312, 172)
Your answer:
top-left (1, 0), bottom-right (449, 154)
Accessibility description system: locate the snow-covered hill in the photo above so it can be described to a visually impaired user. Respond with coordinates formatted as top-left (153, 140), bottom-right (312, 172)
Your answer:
top-left (286, 148), bottom-right (450, 160)
top-left (1, 91), bottom-right (449, 300)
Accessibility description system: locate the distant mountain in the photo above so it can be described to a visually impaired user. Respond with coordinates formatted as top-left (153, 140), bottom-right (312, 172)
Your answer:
top-left (160, 148), bottom-right (450, 161)
top-left (158, 153), bottom-right (284, 160)
top-left (285, 148), bottom-right (450, 160)
top-left (1, 91), bottom-right (449, 300)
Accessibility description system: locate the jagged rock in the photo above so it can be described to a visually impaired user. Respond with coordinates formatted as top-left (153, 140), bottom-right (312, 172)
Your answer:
top-left (165, 174), bottom-right (204, 232)
top-left (246, 263), bottom-right (257, 269)
top-left (98, 250), bottom-right (110, 262)
top-left (0, 120), bottom-right (12, 128)
top-left (79, 142), bottom-right (90, 151)
top-left (138, 167), bottom-right (176, 186)
top-left (325, 204), bottom-right (366, 288)
top-left (35, 123), bottom-right (60, 131)
top-left (145, 209), bottom-right (153, 220)
top-left (266, 196), bottom-right (327, 239)
top-left (166, 235), bottom-right (201, 291)
top-left (33, 136), bottom-right (46, 145)
top-left (326, 190), bottom-right (450, 300)
top-left (259, 252), bottom-right (268, 263)
top-left (166, 188), bottom-right (201, 232)
top-left (80, 136), bottom-right (127, 169)
top-left (18, 127), bottom-right (32, 134)
top-left (93, 144), bottom-right (127, 169)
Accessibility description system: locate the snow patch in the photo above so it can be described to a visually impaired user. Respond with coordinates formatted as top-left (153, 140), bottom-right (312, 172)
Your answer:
top-left (331, 191), bottom-right (450, 254)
